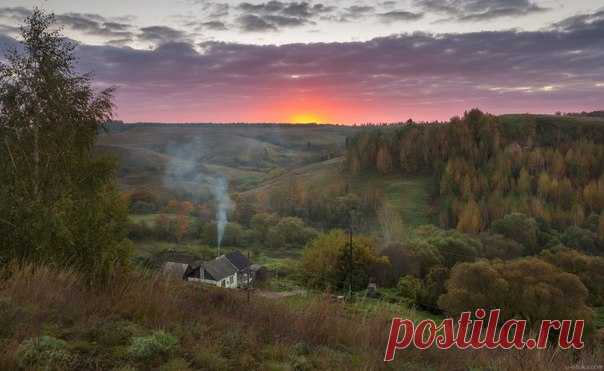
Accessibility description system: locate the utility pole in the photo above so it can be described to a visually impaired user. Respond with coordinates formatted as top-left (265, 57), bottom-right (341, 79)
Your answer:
top-left (247, 249), bottom-right (251, 303)
top-left (348, 209), bottom-right (354, 299)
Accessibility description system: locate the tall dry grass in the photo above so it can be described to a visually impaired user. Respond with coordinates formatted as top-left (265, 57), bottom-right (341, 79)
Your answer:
top-left (0, 263), bottom-right (600, 370)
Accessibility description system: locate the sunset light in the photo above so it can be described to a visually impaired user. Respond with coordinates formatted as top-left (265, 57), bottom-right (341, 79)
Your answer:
top-left (289, 112), bottom-right (326, 124)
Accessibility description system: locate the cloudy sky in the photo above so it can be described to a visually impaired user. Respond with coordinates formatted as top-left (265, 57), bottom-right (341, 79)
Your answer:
top-left (1, 0), bottom-right (603, 123)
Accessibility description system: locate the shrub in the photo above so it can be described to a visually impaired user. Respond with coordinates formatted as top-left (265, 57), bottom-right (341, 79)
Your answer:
top-left (0, 297), bottom-right (30, 339)
top-left (112, 366), bottom-right (137, 371)
top-left (16, 336), bottom-right (72, 370)
top-left (128, 331), bottom-right (178, 362)
top-left (159, 358), bottom-right (193, 371)
top-left (491, 213), bottom-right (539, 253)
top-left (561, 226), bottom-right (598, 254)
top-left (91, 319), bottom-right (144, 347)
top-left (192, 346), bottom-right (229, 371)
top-left (397, 275), bottom-right (423, 305)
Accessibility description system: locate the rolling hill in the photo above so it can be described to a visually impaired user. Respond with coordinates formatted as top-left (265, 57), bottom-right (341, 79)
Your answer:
top-left (96, 123), bottom-right (362, 197)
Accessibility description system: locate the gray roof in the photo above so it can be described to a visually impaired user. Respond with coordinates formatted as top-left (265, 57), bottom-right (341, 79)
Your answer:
top-left (162, 262), bottom-right (189, 279)
top-left (225, 251), bottom-right (251, 271)
top-left (203, 256), bottom-right (237, 281)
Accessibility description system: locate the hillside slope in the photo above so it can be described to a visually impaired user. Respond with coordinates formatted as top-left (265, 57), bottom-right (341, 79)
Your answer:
top-left (96, 124), bottom-right (360, 194)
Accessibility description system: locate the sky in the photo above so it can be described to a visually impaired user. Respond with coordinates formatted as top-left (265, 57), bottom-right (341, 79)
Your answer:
top-left (0, 0), bottom-right (603, 123)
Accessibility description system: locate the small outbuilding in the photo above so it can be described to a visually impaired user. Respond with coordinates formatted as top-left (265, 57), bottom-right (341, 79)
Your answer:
top-left (161, 262), bottom-right (192, 280)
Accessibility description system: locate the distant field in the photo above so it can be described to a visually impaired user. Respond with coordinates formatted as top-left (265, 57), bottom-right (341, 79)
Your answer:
top-left (96, 124), bottom-right (361, 195)
top-left (349, 174), bottom-right (434, 227)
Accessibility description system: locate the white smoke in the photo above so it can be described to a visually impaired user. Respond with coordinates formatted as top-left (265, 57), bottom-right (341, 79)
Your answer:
top-left (163, 137), bottom-right (232, 248)
top-left (210, 176), bottom-right (231, 248)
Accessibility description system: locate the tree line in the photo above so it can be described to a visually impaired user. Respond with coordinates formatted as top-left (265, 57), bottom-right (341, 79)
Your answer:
top-left (345, 109), bottom-right (604, 237)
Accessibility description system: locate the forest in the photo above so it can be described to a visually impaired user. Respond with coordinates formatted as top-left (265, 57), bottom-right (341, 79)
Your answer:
top-left (344, 110), bottom-right (604, 321)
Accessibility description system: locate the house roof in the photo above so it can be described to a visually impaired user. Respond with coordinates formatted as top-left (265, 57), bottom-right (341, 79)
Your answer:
top-left (250, 263), bottom-right (265, 271)
top-left (203, 256), bottom-right (238, 281)
top-left (225, 250), bottom-right (251, 271)
top-left (162, 262), bottom-right (190, 279)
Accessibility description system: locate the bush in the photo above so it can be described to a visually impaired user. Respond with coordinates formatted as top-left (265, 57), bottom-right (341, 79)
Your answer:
top-left (397, 275), bottom-right (422, 305)
top-left (160, 358), bottom-right (193, 371)
top-left (192, 346), bottom-right (229, 371)
top-left (0, 297), bottom-right (30, 339)
top-left (91, 319), bottom-right (144, 347)
top-left (130, 200), bottom-right (157, 214)
top-left (561, 226), bottom-right (598, 254)
top-left (491, 213), bottom-right (539, 253)
top-left (128, 331), bottom-right (178, 362)
top-left (16, 336), bottom-right (72, 370)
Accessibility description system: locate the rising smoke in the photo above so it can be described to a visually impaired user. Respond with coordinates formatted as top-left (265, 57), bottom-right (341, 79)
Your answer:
top-left (210, 176), bottom-right (231, 248)
top-left (163, 137), bottom-right (232, 249)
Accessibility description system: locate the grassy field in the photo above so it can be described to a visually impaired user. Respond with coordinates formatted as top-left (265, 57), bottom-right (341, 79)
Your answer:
top-left (349, 174), bottom-right (434, 227)
top-left (595, 306), bottom-right (604, 329)
top-left (96, 124), bottom-right (361, 194)
top-left (4, 264), bottom-right (588, 370)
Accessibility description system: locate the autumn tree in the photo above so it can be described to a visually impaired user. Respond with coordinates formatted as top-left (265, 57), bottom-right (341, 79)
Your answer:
top-left (438, 258), bottom-right (592, 325)
top-left (174, 214), bottom-right (190, 243)
top-left (540, 247), bottom-right (604, 306)
top-left (456, 198), bottom-right (482, 234)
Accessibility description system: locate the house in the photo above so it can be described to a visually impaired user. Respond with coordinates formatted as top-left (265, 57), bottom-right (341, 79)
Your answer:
top-left (224, 251), bottom-right (252, 287)
top-left (193, 255), bottom-right (239, 288)
top-left (163, 250), bottom-right (261, 289)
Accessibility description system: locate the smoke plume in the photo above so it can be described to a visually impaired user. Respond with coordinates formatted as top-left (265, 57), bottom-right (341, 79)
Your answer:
top-left (163, 137), bottom-right (232, 248)
top-left (210, 176), bottom-right (231, 248)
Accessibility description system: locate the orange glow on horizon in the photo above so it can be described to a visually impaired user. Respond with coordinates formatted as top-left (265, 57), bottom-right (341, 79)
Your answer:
top-left (289, 112), bottom-right (326, 124)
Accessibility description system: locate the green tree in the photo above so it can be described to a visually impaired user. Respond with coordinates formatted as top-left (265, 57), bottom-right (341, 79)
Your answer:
top-left (268, 217), bottom-right (317, 249)
top-left (300, 230), bottom-right (388, 291)
top-left (478, 233), bottom-right (524, 260)
top-left (250, 213), bottom-right (279, 245)
top-left (397, 275), bottom-right (422, 305)
top-left (491, 213), bottom-right (539, 254)
top-left (0, 10), bottom-right (131, 278)
top-left (561, 226), bottom-right (598, 254)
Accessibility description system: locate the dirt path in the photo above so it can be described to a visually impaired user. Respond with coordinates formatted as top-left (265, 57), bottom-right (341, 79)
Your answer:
top-left (256, 289), bottom-right (306, 299)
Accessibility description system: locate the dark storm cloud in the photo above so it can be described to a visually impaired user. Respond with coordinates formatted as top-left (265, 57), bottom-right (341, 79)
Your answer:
top-left (235, 1), bottom-right (334, 32)
top-left (66, 9), bottom-right (603, 89)
top-left (338, 5), bottom-right (375, 21)
top-left (138, 26), bottom-right (188, 44)
top-left (0, 7), bottom-right (135, 41)
top-left (378, 10), bottom-right (424, 22)
top-left (552, 9), bottom-right (604, 33)
top-left (237, 14), bottom-right (277, 31)
top-left (2, 9), bottom-right (603, 120)
top-left (0, 7), bottom-right (32, 20)
top-left (201, 21), bottom-right (228, 31)
top-left (415, 0), bottom-right (549, 21)
top-left (0, 33), bottom-right (19, 51)
top-left (56, 13), bottom-right (134, 39)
